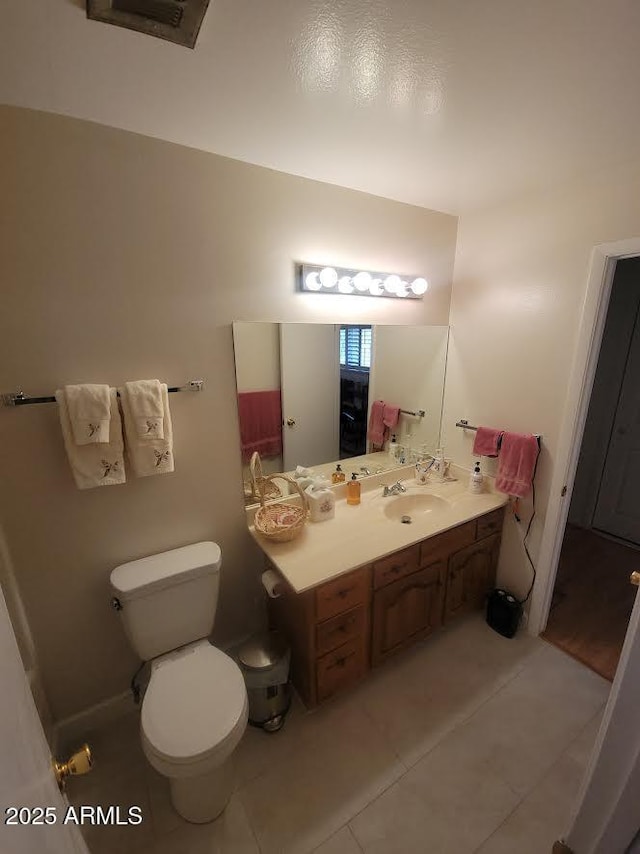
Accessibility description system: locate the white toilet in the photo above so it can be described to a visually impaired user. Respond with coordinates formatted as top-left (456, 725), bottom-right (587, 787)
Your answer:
top-left (110, 541), bottom-right (248, 823)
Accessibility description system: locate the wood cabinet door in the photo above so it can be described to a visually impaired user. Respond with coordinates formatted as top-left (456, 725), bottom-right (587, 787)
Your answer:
top-left (371, 560), bottom-right (446, 666)
top-left (444, 534), bottom-right (500, 622)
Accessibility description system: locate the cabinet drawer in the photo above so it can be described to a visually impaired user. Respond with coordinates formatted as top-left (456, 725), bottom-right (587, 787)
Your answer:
top-left (419, 521), bottom-right (476, 565)
top-left (316, 566), bottom-right (369, 622)
top-left (316, 638), bottom-right (366, 702)
top-left (476, 507), bottom-right (505, 540)
top-left (373, 545), bottom-right (420, 590)
top-left (316, 605), bottom-right (366, 658)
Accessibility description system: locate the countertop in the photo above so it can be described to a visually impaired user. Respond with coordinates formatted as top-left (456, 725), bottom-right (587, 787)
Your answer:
top-left (249, 465), bottom-right (508, 594)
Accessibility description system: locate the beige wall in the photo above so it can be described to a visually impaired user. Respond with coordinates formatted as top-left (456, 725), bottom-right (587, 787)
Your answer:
top-left (442, 158), bottom-right (640, 605)
top-left (370, 326), bottom-right (449, 452)
top-left (0, 106), bottom-right (457, 721)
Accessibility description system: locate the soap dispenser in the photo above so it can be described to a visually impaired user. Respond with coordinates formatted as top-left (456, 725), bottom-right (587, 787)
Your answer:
top-left (469, 461), bottom-right (484, 494)
top-left (332, 464), bottom-right (346, 484)
top-left (347, 473), bottom-right (361, 505)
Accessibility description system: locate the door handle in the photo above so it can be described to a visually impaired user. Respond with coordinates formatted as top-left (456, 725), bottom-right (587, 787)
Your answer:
top-left (53, 744), bottom-right (93, 792)
top-left (631, 571), bottom-right (640, 587)
top-left (286, 418), bottom-right (296, 427)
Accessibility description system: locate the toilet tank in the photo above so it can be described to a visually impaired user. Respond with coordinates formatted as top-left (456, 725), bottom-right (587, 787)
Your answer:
top-left (110, 542), bottom-right (222, 661)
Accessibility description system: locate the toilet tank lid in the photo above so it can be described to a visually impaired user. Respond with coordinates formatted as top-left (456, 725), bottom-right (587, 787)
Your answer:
top-left (110, 542), bottom-right (221, 601)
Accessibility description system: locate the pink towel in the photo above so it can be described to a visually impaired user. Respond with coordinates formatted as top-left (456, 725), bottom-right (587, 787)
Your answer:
top-left (473, 426), bottom-right (503, 458)
top-left (383, 405), bottom-right (400, 431)
top-left (367, 400), bottom-right (386, 447)
top-left (496, 432), bottom-right (540, 497)
top-left (237, 390), bottom-right (283, 463)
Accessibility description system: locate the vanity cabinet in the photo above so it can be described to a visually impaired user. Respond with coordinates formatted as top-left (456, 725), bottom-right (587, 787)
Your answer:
top-left (444, 534), bottom-right (501, 621)
top-left (267, 564), bottom-right (371, 707)
top-left (371, 558), bottom-right (446, 666)
top-left (267, 506), bottom-right (505, 708)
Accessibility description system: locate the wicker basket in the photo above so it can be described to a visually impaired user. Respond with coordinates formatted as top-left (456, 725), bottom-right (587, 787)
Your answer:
top-left (251, 454), bottom-right (308, 543)
top-left (247, 451), bottom-right (283, 503)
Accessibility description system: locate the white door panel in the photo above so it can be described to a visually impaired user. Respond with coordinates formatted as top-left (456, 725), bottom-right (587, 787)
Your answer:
top-left (280, 324), bottom-right (339, 470)
top-left (593, 308), bottom-right (640, 545)
top-left (0, 584), bottom-right (89, 854)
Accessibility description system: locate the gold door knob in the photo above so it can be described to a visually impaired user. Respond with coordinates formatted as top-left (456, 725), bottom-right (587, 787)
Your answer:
top-left (631, 571), bottom-right (640, 587)
top-left (53, 744), bottom-right (92, 791)
top-left (286, 418), bottom-right (296, 427)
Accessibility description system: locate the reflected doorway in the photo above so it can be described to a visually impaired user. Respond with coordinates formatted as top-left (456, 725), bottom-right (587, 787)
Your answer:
top-left (339, 325), bottom-right (371, 459)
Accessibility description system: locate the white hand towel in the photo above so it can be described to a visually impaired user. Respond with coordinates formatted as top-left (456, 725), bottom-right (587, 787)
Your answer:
top-left (64, 383), bottom-right (111, 444)
top-left (124, 379), bottom-right (164, 439)
top-left (120, 383), bottom-right (174, 478)
top-left (56, 388), bottom-right (126, 489)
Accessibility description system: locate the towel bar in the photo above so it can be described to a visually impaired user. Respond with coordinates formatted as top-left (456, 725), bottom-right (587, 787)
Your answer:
top-left (456, 419), bottom-right (541, 445)
top-left (1, 380), bottom-right (204, 408)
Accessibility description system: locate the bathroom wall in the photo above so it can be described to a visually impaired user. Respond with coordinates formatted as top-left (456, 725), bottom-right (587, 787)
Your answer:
top-left (370, 326), bottom-right (449, 452)
top-left (442, 156), bottom-right (640, 607)
top-left (0, 105), bottom-right (458, 722)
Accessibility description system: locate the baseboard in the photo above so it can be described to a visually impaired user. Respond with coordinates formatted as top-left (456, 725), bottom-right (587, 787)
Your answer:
top-left (54, 690), bottom-right (136, 753)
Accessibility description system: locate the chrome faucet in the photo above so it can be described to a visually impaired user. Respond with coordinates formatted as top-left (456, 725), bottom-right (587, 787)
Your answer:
top-left (360, 466), bottom-right (371, 476)
top-left (382, 481), bottom-right (407, 497)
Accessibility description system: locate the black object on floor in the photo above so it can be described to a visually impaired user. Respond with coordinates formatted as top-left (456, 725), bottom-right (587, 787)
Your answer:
top-left (486, 588), bottom-right (523, 638)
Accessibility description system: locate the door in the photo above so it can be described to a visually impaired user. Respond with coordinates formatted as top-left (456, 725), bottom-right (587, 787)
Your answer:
top-left (592, 304), bottom-right (640, 545)
top-left (280, 324), bottom-right (339, 470)
top-left (371, 561), bottom-right (445, 665)
top-left (563, 580), bottom-right (640, 853)
top-left (0, 584), bottom-right (89, 854)
top-left (444, 535), bottom-right (500, 621)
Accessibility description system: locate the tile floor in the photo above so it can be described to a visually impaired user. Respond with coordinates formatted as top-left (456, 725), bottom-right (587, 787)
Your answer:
top-left (66, 614), bottom-right (609, 854)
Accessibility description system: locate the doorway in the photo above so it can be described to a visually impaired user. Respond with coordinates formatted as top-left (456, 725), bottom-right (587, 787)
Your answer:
top-left (543, 257), bottom-right (640, 680)
top-left (338, 325), bottom-right (371, 459)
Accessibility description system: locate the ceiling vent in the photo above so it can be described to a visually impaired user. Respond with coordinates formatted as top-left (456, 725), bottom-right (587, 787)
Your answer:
top-left (86, 0), bottom-right (210, 48)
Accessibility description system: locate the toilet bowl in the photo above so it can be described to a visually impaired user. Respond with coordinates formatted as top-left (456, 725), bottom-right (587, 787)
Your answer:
top-left (110, 542), bottom-right (248, 823)
top-left (141, 640), bottom-right (248, 823)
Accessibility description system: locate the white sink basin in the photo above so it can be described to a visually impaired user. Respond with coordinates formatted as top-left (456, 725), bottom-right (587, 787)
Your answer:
top-left (382, 493), bottom-right (450, 521)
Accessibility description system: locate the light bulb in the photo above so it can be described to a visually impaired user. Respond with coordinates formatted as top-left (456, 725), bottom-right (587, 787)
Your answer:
top-left (337, 276), bottom-right (354, 293)
top-left (353, 271), bottom-right (372, 291)
top-left (384, 274), bottom-right (401, 294)
top-left (369, 278), bottom-right (384, 296)
top-left (305, 271), bottom-right (322, 291)
top-left (319, 266), bottom-right (338, 288)
top-left (410, 277), bottom-right (428, 295)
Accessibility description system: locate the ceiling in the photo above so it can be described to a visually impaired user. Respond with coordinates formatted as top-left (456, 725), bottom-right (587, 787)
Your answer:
top-left (2, 0), bottom-right (640, 214)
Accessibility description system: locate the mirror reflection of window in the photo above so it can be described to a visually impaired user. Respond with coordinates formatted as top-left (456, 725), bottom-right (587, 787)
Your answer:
top-left (339, 326), bottom-right (372, 458)
top-left (339, 326), bottom-right (372, 370)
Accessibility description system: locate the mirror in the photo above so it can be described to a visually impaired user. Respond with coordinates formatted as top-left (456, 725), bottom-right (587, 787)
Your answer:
top-left (232, 322), bottom-right (449, 504)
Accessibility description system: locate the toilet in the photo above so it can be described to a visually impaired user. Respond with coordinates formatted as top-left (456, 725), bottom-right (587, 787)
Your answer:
top-left (110, 541), bottom-right (248, 823)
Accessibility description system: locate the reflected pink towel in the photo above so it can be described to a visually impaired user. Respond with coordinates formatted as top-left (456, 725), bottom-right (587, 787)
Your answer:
top-left (367, 400), bottom-right (386, 447)
top-left (237, 390), bottom-right (282, 463)
top-left (496, 432), bottom-right (540, 497)
top-left (473, 426), bottom-right (503, 458)
top-left (383, 405), bottom-right (400, 431)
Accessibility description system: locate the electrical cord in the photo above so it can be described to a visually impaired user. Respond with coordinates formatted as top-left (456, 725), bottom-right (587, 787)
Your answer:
top-left (516, 450), bottom-right (541, 605)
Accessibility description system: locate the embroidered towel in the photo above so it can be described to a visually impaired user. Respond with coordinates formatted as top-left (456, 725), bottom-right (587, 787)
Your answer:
top-left (124, 379), bottom-right (165, 440)
top-left (496, 432), bottom-right (540, 497)
top-left (64, 383), bottom-right (111, 445)
top-left (56, 388), bottom-right (125, 488)
top-left (367, 400), bottom-right (386, 448)
top-left (120, 383), bottom-right (174, 477)
top-left (473, 426), bottom-right (503, 458)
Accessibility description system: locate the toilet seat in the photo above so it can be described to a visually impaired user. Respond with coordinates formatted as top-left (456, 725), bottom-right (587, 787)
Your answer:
top-left (141, 640), bottom-right (248, 779)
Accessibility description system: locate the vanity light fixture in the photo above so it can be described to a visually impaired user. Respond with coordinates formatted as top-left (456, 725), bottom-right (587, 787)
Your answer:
top-left (297, 263), bottom-right (429, 300)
